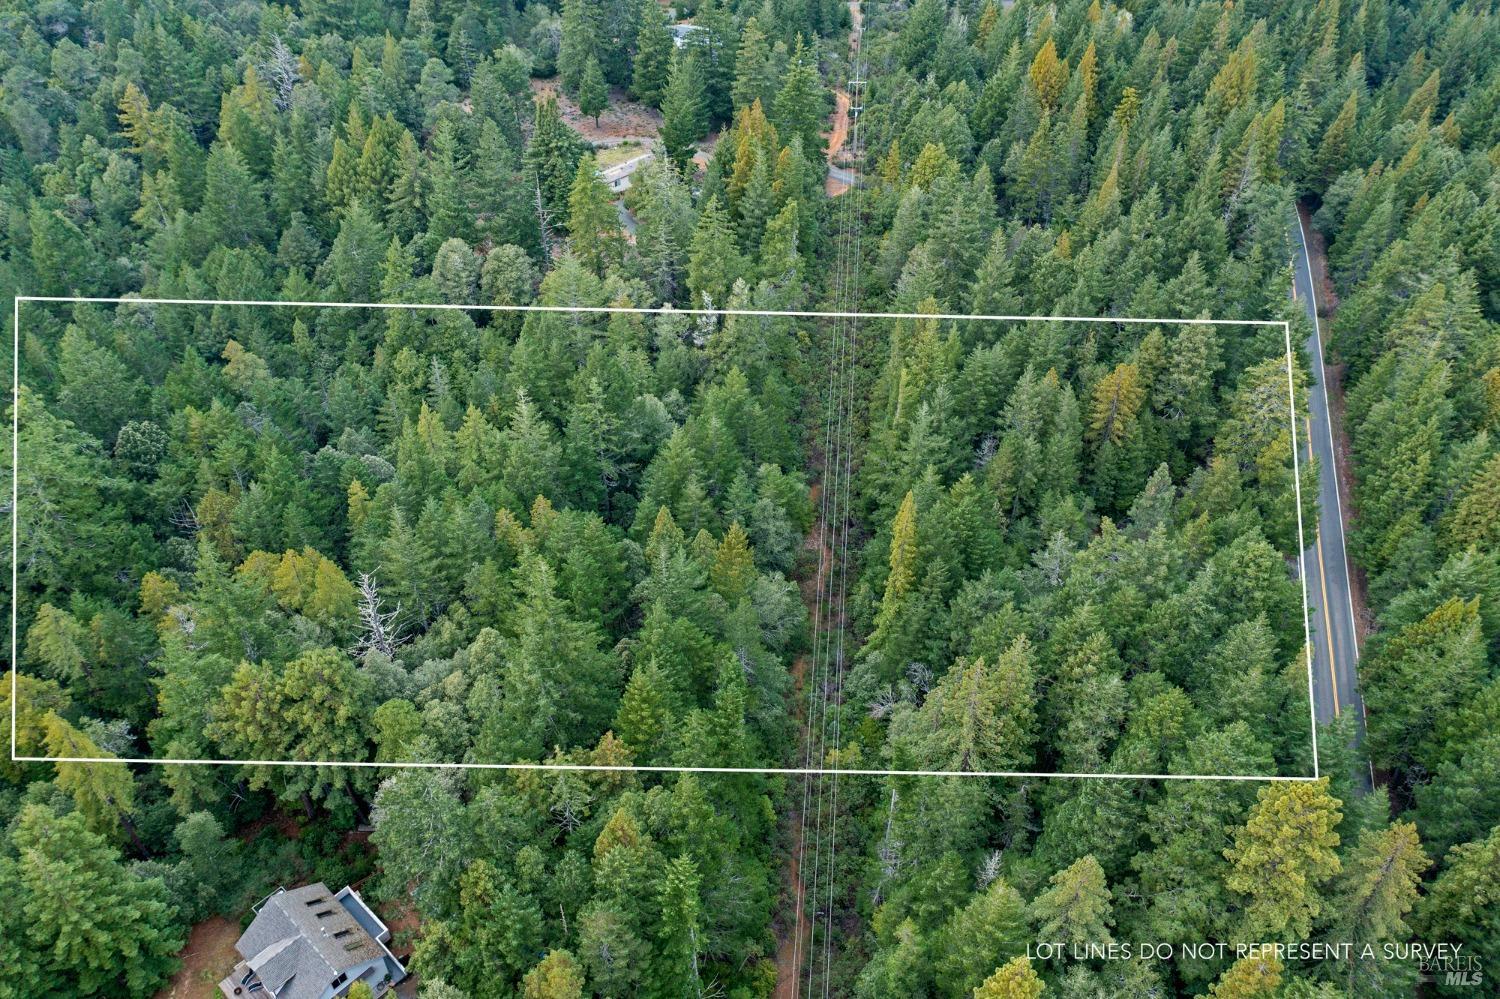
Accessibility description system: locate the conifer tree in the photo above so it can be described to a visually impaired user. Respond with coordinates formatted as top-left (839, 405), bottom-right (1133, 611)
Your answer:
top-left (873, 491), bottom-right (918, 637)
top-left (1225, 779), bottom-right (1343, 940)
top-left (558, 0), bottom-right (603, 94)
top-left (661, 53), bottom-right (707, 173)
top-left (710, 521), bottom-right (756, 600)
top-left (1363, 597), bottom-right (1485, 772)
top-left (973, 957), bottom-right (1045, 999)
top-left (201, 141), bottom-right (268, 248)
top-left (1331, 822), bottom-right (1429, 944)
top-left (9, 804), bottom-right (184, 996)
top-left (631, 0), bottom-right (673, 106)
top-left (1031, 854), bottom-right (1114, 947)
top-left (43, 714), bottom-right (142, 850)
top-left (526, 97), bottom-right (586, 224)
top-left (567, 154), bottom-right (622, 276)
top-left (772, 37), bottom-right (823, 164)
top-left (732, 17), bottom-right (778, 113)
top-left (686, 195), bottom-right (745, 307)
top-left (579, 57), bottom-right (608, 127)
top-left (1208, 955), bottom-right (1283, 998)
top-left (1415, 827), bottom-right (1500, 963)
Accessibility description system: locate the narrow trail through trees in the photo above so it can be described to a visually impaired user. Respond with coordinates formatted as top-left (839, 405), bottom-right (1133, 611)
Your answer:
top-left (773, 484), bottom-right (832, 998)
top-left (777, 3), bottom-right (867, 995)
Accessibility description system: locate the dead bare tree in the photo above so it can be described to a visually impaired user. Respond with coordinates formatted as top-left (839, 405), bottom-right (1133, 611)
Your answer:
top-left (262, 36), bottom-right (299, 112)
top-left (976, 849), bottom-right (1003, 890)
top-left (352, 572), bottom-right (404, 658)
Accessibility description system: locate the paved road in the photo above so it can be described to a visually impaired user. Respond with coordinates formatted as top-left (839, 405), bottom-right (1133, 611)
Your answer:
top-left (1290, 211), bottom-right (1368, 771)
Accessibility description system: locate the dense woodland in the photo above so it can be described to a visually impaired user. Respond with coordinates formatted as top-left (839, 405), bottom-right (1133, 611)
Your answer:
top-left (0, 0), bottom-right (1496, 997)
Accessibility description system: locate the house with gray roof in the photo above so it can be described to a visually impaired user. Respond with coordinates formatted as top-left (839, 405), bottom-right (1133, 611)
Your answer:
top-left (218, 883), bottom-right (407, 999)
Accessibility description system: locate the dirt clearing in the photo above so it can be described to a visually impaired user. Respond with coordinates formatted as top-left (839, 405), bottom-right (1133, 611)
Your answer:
top-left (154, 917), bottom-right (241, 999)
top-left (529, 78), bottom-right (662, 145)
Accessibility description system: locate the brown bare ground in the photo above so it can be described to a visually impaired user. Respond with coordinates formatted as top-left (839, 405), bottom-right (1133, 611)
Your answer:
top-left (154, 917), bottom-right (241, 999)
top-left (824, 90), bottom-right (852, 198)
top-left (529, 78), bottom-right (661, 145)
top-left (773, 653), bottom-right (815, 999)
top-left (774, 476), bottom-right (839, 998)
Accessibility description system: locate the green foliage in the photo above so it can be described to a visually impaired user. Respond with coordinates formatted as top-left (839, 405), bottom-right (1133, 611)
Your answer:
top-left (578, 58), bottom-right (608, 127)
top-left (4, 805), bottom-right (184, 998)
top-left (4, 1), bottom-right (1497, 995)
top-left (661, 53), bottom-right (708, 174)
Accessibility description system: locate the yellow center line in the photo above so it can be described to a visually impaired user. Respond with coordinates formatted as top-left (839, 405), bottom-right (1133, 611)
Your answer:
top-left (1307, 415), bottom-right (1340, 716)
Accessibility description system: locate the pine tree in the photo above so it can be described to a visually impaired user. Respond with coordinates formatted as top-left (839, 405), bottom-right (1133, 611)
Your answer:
top-left (631, 0), bottom-right (673, 106)
top-left (1331, 821), bottom-right (1428, 944)
top-left (526, 97), bottom-right (586, 224)
top-left (1363, 597), bottom-right (1485, 772)
top-left (579, 57), bottom-right (608, 127)
top-left (521, 949), bottom-right (586, 999)
top-left (424, 118), bottom-right (473, 255)
top-left (1089, 363), bottom-right (1146, 444)
top-left (661, 53), bottom-right (707, 173)
top-left (758, 199), bottom-right (803, 288)
top-left (43, 714), bottom-right (142, 850)
top-left (1028, 38), bottom-right (1069, 111)
top-left (1208, 954), bottom-right (1283, 998)
top-left (686, 195), bottom-right (745, 308)
top-left (735, 153), bottom-right (776, 255)
top-left (1225, 779), bottom-right (1342, 940)
top-left (771, 36), bottom-right (823, 164)
top-left (652, 855), bottom-right (704, 997)
top-left (1314, 90), bottom-right (1359, 182)
top-left (938, 877), bottom-right (1029, 993)
top-left (567, 154), bottom-right (621, 276)
top-left (1444, 452), bottom-right (1500, 551)
top-left (201, 141), bottom-right (268, 247)
top-left (615, 658), bottom-right (676, 762)
top-left (10, 804), bottom-right (184, 996)
top-left (1415, 827), bottom-right (1500, 964)
top-left (1031, 854), bottom-right (1114, 947)
top-left (710, 522), bottom-right (756, 601)
top-left (558, 0), bottom-right (603, 94)
top-left (873, 491), bottom-right (919, 636)
top-left (732, 17), bottom-right (777, 113)
top-left (973, 956), bottom-right (1046, 999)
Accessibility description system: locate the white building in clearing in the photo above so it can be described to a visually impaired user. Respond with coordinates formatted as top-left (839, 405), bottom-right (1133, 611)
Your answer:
top-left (599, 149), bottom-right (655, 193)
top-left (669, 22), bottom-right (706, 47)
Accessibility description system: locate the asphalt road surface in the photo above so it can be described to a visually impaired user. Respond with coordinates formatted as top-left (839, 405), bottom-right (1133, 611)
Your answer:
top-left (1290, 211), bottom-right (1369, 777)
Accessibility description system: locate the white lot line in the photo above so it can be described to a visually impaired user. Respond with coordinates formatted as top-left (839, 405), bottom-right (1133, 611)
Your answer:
top-left (12, 296), bottom-right (1318, 782)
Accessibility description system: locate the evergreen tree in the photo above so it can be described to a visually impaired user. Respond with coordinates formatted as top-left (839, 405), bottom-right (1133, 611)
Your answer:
top-left (973, 957), bottom-right (1045, 999)
top-left (567, 154), bottom-right (622, 276)
top-left (1030, 855), bottom-right (1114, 948)
top-left (661, 53), bottom-right (707, 173)
top-left (1225, 780), bottom-right (1343, 940)
top-left (558, 0), bottom-right (603, 94)
top-left (526, 97), bottom-right (586, 229)
top-left (579, 57), bottom-right (609, 127)
top-left (771, 37), bottom-right (823, 165)
top-left (732, 17), bottom-right (778, 113)
top-left (631, 0), bottom-right (673, 106)
top-left (9, 804), bottom-right (184, 996)
top-left (686, 195), bottom-right (745, 307)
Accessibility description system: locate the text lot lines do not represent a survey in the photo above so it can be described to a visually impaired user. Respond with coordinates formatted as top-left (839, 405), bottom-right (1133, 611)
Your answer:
top-left (11, 295), bottom-right (1319, 783)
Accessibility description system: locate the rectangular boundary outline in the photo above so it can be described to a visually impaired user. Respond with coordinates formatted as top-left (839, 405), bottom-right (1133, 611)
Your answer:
top-left (11, 294), bottom-right (1319, 783)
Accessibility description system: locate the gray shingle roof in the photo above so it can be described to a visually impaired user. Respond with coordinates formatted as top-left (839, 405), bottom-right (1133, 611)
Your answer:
top-left (235, 883), bottom-right (387, 999)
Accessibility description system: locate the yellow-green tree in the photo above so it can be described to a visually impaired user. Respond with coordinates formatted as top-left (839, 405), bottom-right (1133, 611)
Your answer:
top-left (974, 956), bottom-right (1045, 998)
top-left (1225, 779), bottom-right (1342, 939)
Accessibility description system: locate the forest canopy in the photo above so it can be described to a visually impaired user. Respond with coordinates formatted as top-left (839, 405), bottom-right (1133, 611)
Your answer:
top-left (1, 0), bottom-right (1497, 995)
